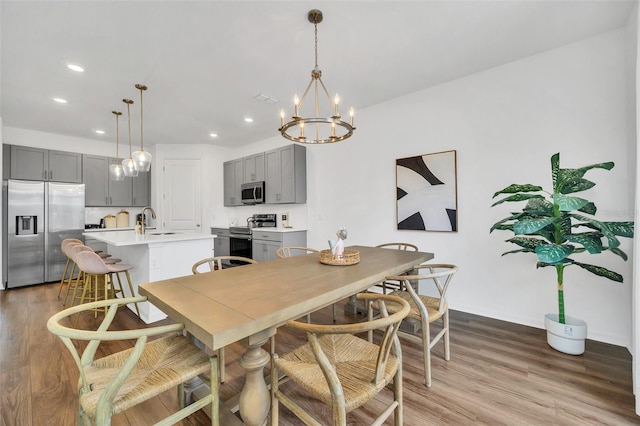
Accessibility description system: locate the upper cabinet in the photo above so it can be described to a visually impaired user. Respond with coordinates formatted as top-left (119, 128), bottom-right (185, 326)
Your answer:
top-left (223, 144), bottom-right (306, 206)
top-left (243, 153), bottom-right (265, 183)
top-left (83, 154), bottom-right (150, 207)
top-left (265, 144), bottom-right (306, 204)
top-left (10, 146), bottom-right (82, 183)
top-left (223, 159), bottom-right (243, 206)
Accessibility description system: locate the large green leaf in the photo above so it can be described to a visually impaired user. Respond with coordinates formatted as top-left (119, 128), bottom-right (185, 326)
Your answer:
top-left (570, 261), bottom-right (623, 282)
top-left (565, 233), bottom-right (602, 254)
top-left (555, 161), bottom-right (614, 193)
top-left (609, 247), bottom-right (629, 261)
top-left (506, 236), bottom-right (548, 250)
top-left (551, 153), bottom-right (560, 192)
top-left (523, 198), bottom-right (554, 216)
top-left (602, 221), bottom-right (635, 238)
top-left (571, 214), bottom-right (621, 249)
top-left (552, 194), bottom-right (588, 212)
top-left (578, 202), bottom-right (597, 215)
top-left (492, 184), bottom-right (544, 198)
top-left (491, 193), bottom-right (545, 207)
top-left (535, 244), bottom-right (574, 264)
top-left (502, 248), bottom-right (535, 256)
top-left (559, 178), bottom-right (595, 194)
top-left (514, 217), bottom-right (556, 235)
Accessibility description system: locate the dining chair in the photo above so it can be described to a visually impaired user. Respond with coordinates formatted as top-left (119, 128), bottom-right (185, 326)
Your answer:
top-left (374, 242), bottom-right (419, 294)
top-left (271, 293), bottom-right (410, 425)
top-left (47, 296), bottom-right (220, 425)
top-left (192, 255), bottom-right (257, 274)
top-left (275, 246), bottom-right (331, 323)
top-left (382, 263), bottom-right (458, 387)
top-left (191, 255), bottom-right (258, 383)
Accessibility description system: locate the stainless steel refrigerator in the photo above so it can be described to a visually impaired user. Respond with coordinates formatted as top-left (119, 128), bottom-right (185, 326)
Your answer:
top-left (2, 179), bottom-right (85, 288)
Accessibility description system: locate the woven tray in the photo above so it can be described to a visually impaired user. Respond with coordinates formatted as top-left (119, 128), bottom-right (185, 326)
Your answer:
top-left (319, 249), bottom-right (360, 266)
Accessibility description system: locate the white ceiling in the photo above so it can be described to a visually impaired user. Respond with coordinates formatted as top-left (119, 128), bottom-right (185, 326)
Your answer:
top-left (1, 1), bottom-right (635, 149)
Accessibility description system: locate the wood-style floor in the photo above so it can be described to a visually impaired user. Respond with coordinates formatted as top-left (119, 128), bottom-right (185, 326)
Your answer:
top-left (0, 282), bottom-right (637, 425)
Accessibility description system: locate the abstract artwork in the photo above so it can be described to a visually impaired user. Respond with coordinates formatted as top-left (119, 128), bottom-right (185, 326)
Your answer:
top-left (396, 150), bottom-right (458, 232)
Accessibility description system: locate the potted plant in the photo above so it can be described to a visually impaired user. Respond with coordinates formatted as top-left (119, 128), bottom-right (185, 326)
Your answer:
top-left (490, 153), bottom-right (634, 355)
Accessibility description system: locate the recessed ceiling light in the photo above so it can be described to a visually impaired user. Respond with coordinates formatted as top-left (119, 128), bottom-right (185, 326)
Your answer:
top-left (244, 117), bottom-right (254, 123)
top-left (209, 133), bottom-right (218, 138)
top-left (67, 64), bottom-right (84, 72)
top-left (52, 98), bottom-right (68, 104)
top-left (95, 130), bottom-right (105, 135)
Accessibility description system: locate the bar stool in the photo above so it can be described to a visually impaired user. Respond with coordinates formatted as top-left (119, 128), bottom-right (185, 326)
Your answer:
top-left (58, 238), bottom-right (120, 304)
top-left (61, 243), bottom-right (122, 307)
top-left (70, 245), bottom-right (140, 316)
top-left (72, 250), bottom-right (140, 318)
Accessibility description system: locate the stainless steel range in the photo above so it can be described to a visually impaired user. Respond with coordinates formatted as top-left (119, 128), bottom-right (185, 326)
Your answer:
top-left (228, 214), bottom-right (276, 263)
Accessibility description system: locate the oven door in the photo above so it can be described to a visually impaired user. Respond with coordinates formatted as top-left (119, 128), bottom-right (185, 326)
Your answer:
top-left (229, 235), bottom-right (252, 263)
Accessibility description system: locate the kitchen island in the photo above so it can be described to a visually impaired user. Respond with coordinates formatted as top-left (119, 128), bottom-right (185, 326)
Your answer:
top-left (83, 230), bottom-right (215, 323)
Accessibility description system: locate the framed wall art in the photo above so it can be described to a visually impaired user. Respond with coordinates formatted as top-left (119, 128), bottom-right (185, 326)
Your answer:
top-left (396, 150), bottom-right (458, 232)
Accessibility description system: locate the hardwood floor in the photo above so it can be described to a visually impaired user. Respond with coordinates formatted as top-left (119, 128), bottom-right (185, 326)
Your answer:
top-left (0, 282), bottom-right (637, 425)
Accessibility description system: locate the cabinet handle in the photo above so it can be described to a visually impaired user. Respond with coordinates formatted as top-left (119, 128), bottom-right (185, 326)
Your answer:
top-left (133, 197), bottom-right (136, 205)
top-left (43, 170), bottom-right (46, 180)
top-left (106, 196), bottom-right (109, 204)
top-left (110, 196), bottom-right (112, 205)
top-left (49, 170), bottom-right (53, 180)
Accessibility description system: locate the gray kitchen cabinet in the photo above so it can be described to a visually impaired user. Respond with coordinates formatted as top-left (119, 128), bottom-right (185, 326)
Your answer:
top-left (252, 229), bottom-right (307, 262)
top-left (265, 144), bottom-right (306, 204)
top-left (132, 169), bottom-right (151, 206)
top-left (83, 154), bottom-right (144, 207)
top-left (212, 228), bottom-right (230, 256)
top-left (223, 159), bottom-right (243, 206)
top-left (243, 152), bottom-right (265, 183)
top-left (10, 145), bottom-right (82, 183)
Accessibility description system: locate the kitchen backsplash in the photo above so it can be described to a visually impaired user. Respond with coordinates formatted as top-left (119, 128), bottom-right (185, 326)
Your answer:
top-left (85, 207), bottom-right (135, 227)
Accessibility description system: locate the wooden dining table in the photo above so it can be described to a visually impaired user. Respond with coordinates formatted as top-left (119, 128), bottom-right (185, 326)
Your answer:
top-left (139, 245), bottom-right (433, 425)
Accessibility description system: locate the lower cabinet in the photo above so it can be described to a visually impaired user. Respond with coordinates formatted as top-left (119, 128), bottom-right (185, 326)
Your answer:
top-left (212, 228), bottom-right (230, 257)
top-left (252, 230), bottom-right (307, 262)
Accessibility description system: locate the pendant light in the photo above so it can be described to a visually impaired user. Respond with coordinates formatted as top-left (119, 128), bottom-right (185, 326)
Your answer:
top-left (108, 110), bottom-right (124, 180)
top-left (132, 83), bottom-right (152, 172)
top-left (279, 9), bottom-right (355, 144)
top-left (122, 98), bottom-right (138, 177)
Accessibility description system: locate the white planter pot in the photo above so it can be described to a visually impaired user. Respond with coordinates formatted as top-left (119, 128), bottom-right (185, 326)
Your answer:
top-left (544, 313), bottom-right (587, 355)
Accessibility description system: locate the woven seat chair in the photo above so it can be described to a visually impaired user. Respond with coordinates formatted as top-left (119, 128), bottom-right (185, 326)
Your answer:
top-left (191, 255), bottom-right (257, 274)
top-left (191, 255), bottom-right (258, 383)
top-left (275, 246), bottom-right (334, 323)
top-left (271, 293), bottom-right (410, 425)
top-left (374, 243), bottom-right (419, 294)
top-left (383, 263), bottom-right (458, 387)
top-left (47, 296), bottom-right (220, 426)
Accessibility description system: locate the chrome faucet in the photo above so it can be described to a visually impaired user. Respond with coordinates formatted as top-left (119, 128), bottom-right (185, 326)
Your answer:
top-left (140, 206), bottom-right (156, 234)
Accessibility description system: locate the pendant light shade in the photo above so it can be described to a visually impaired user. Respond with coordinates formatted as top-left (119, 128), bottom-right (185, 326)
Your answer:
top-left (132, 83), bottom-right (152, 172)
top-left (108, 110), bottom-right (124, 181)
top-left (122, 98), bottom-right (138, 177)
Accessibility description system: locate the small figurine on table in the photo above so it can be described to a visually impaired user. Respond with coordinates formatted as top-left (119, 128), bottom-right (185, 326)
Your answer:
top-left (334, 227), bottom-right (347, 257)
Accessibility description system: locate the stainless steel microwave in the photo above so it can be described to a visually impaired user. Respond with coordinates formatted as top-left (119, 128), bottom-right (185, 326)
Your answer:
top-left (241, 181), bottom-right (265, 204)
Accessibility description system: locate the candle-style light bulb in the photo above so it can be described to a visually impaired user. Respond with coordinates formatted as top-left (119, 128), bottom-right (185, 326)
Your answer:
top-left (349, 107), bottom-right (355, 126)
top-left (299, 121), bottom-right (305, 138)
top-left (280, 109), bottom-right (285, 127)
top-left (331, 121), bottom-right (336, 137)
top-left (334, 94), bottom-right (340, 116)
top-left (294, 94), bottom-right (299, 116)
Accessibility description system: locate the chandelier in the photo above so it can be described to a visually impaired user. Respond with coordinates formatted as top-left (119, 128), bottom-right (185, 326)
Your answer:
top-left (132, 83), bottom-right (152, 172)
top-left (279, 9), bottom-right (355, 144)
top-left (108, 110), bottom-right (124, 180)
top-left (122, 98), bottom-right (138, 177)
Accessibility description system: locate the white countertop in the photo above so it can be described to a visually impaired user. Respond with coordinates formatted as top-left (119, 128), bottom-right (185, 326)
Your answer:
top-left (251, 227), bottom-right (306, 233)
top-left (82, 230), bottom-right (214, 246)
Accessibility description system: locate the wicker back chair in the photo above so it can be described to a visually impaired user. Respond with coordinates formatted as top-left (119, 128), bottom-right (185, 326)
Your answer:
top-left (271, 293), bottom-right (410, 425)
top-left (191, 255), bottom-right (258, 383)
top-left (374, 242), bottom-right (419, 294)
top-left (47, 296), bottom-right (220, 425)
top-left (192, 255), bottom-right (257, 274)
top-left (383, 263), bottom-right (458, 387)
top-left (275, 246), bottom-right (319, 259)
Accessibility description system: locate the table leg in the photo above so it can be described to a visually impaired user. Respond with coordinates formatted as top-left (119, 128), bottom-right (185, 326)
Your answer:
top-left (239, 337), bottom-right (271, 426)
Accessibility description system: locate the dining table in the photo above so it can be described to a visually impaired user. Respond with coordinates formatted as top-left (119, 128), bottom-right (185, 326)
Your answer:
top-left (138, 245), bottom-right (433, 425)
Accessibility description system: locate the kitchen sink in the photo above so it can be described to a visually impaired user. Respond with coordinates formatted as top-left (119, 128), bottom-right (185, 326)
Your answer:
top-left (148, 231), bottom-right (176, 235)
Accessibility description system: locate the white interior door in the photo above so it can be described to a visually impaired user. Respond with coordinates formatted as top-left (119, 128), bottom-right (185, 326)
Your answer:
top-left (162, 159), bottom-right (202, 231)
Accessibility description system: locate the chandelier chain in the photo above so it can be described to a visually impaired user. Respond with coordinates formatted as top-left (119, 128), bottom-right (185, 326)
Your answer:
top-left (314, 22), bottom-right (318, 68)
